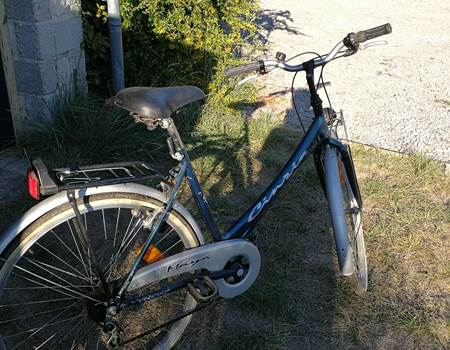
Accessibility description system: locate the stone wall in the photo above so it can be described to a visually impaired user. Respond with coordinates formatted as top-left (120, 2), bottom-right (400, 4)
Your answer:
top-left (5, 0), bottom-right (87, 125)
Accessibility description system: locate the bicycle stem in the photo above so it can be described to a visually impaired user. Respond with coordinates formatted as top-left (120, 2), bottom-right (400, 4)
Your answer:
top-left (303, 59), bottom-right (324, 118)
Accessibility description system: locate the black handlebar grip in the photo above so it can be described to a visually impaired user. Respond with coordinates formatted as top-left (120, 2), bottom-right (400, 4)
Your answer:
top-left (224, 61), bottom-right (264, 78)
top-left (353, 23), bottom-right (392, 44)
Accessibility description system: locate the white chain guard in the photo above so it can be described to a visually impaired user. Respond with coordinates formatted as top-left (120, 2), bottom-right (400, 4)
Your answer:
top-left (128, 239), bottom-right (261, 298)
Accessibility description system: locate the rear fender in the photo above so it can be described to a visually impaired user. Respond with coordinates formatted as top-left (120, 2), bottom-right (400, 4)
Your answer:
top-left (0, 183), bottom-right (204, 256)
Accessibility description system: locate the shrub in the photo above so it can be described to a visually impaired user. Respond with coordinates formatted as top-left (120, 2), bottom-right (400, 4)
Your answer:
top-left (81, 0), bottom-right (258, 95)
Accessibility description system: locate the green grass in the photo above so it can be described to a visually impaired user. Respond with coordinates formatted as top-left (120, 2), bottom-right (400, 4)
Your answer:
top-left (1, 83), bottom-right (449, 349)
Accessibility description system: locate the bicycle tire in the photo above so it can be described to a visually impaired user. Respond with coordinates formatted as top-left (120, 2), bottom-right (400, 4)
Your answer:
top-left (324, 148), bottom-right (368, 294)
top-left (0, 192), bottom-right (202, 349)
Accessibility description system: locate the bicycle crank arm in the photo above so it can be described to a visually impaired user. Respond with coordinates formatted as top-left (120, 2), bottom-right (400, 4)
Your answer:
top-left (127, 239), bottom-right (261, 298)
top-left (122, 267), bottom-right (239, 308)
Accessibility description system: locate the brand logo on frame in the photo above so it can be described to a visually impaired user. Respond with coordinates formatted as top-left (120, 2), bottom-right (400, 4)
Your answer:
top-left (248, 151), bottom-right (307, 222)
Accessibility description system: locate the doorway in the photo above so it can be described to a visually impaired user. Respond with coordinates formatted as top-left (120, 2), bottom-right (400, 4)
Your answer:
top-left (0, 49), bottom-right (14, 148)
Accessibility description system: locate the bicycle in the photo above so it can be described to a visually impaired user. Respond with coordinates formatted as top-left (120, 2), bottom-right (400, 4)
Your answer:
top-left (0, 24), bottom-right (392, 349)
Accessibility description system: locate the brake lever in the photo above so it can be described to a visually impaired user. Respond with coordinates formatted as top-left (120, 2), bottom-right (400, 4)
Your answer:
top-left (342, 49), bottom-right (357, 57)
top-left (359, 40), bottom-right (388, 50)
top-left (237, 74), bottom-right (259, 86)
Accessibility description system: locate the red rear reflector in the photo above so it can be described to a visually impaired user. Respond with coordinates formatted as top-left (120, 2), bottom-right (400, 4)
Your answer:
top-left (27, 168), bottom-right (40, 200)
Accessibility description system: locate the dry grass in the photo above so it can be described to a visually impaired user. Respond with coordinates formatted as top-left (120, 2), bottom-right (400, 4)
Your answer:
top-left (0, 92), bottom-right (448, 349)
top-left (179, 116), bottom-right (450, 349)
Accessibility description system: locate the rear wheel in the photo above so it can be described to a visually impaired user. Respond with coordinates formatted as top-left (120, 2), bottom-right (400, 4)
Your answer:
top-left (324, 148), bottom-right (368, 294)
top-left (0, 192), bottom-right (202, 349)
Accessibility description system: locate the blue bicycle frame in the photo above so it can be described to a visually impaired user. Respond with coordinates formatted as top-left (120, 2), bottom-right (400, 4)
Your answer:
top-left (115, 115), bottom-right (331, 300)
top-left (115, 59), bottom-right (364, 298)
top-left (183, 115), bottom-right (328, 242)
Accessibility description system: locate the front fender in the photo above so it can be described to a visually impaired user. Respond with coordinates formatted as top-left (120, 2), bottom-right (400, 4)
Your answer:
top-left (329, 138), bottom-right (363, 208)
top-left (0, 183), bottom-right (204, 255)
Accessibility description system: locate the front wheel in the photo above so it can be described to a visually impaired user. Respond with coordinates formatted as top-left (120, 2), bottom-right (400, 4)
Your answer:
top-left (0, 192), bottom-right (203, 349)
top-left (324, 148), bottom-right (368, 293)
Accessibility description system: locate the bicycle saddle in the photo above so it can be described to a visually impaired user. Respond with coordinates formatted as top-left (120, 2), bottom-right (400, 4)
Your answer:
top-left (113, 86), bottom-right (205, 119)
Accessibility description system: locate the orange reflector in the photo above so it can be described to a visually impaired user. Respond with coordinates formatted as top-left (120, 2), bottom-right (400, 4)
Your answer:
top-left (136, 244), bottom-right (165, 264)
top-left (27, 169), bottom-right (40, 200)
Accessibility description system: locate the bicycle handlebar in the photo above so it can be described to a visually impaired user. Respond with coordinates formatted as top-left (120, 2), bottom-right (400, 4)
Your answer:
top-left (224, 23), bottom-right (392, 77)
top-left (354, 23), bottom-right (392, 44)
top-left (224, 62), bottom-right (264, 78)
top-left (345, 23), bottom-right (392, 49)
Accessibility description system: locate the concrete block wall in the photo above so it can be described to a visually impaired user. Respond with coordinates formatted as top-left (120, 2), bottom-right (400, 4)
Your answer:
top-left (5, 0), bottom-right (87, 124)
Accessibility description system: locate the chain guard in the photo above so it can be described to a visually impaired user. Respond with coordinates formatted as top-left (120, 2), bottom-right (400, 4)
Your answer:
top-left (128, 239), bottom-right (261, 299)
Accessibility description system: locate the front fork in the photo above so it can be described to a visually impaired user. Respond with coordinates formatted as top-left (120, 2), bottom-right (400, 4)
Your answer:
top-left (314, 139), bottom-right (363, 209)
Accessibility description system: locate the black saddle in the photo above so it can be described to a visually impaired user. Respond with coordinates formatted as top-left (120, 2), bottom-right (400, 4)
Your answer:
top-left (114, 86), bottom-right (205, 119)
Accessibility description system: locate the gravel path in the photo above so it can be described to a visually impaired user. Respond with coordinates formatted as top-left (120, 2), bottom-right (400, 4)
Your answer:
top-left (256, 0), bottom-right (450, 164)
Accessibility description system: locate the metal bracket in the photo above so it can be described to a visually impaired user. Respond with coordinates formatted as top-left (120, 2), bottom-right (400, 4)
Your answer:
top-left (67, 190), bottom-right (112, 299)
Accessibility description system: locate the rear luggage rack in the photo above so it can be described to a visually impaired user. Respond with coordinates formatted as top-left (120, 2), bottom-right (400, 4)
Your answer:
top-left (31, 158), bottom-right (165, 196)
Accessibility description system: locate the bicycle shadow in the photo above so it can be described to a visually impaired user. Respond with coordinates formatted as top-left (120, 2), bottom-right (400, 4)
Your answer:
top-left (182, 88), bottom-right (337, 349)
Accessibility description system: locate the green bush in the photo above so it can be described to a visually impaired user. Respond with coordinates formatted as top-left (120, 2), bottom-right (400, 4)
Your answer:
top-left (81, 0), bottom-right (258, 95)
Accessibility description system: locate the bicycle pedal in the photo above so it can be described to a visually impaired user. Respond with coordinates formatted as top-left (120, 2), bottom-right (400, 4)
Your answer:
top-left (187, 275), bottom-right (218, 302)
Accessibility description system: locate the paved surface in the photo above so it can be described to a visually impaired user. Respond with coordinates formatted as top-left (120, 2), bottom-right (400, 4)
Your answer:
top-left (0, 152), bottom-right (28, 208)
top-left (256, 0), bottom-right (450, 164)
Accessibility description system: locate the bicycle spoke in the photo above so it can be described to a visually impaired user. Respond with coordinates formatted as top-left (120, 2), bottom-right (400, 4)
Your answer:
top-left (102, 209), bottom-right (108, 240)
top-left (24, 256), bottom-right (90, 285)
top-left (3, 285), bottom-right (91, 290)
top-left (7, 312), bottom-right (83, 339)
top-left (50, 229), bottom-right (87, 270)
top-left (33, 333), bottom-right (56, 350)
top-left (83, 213), bottom-right (88, 230)
top-left (69, 340), bottom-right (77, 350)
top-left (154, 227), bottom-right (175, 246)
top-left (119, 215), bottom-right (134, 250)
top-left (35, 241), bottom-right (90, 282)
top-left (8, 300), bottom-right (81, 349)
top-left (48, 314), bottom-right (90, 350)
top-left (3, 270), bottom-right (81, 302)
top-left (0, 296), bottom-right (78, 308)
top-left (8, 259), bottom-right (93, 299)
top-left (106, 218), bottom-right (143, 278)
top-left (8, 312), bottom-right (84, 345)
top-left (67, 221), bottom-right (91, 280)
top-left (104, 211), bottom-right (135, 277)
top-left (3, 261), bottom-right (102, 303)
top-left (117, 217), bottom-right (142, 256)
top-left (0, 195), bottom-right (196, 349)
top-left (160, 239), bottom-right (182, 256)
top-left (113, 208), bottom-right (122, 248)
top-left (0, 304), bottom-right (83, 324)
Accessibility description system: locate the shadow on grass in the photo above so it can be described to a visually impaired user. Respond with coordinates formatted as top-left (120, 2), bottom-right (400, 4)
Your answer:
top-left (179, 88), bottom-right (337, 349)
top-left (1, 10), bottom-right (337, 345)
top-left (0, 87), bottom-right (338, 349)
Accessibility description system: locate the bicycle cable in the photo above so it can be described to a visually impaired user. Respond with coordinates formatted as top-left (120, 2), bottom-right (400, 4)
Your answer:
top-left (289, 51), bottom-right (333, 133)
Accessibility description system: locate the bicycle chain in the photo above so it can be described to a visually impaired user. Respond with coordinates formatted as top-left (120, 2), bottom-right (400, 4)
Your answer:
top-left (119, 297), bottom-right (224, 346)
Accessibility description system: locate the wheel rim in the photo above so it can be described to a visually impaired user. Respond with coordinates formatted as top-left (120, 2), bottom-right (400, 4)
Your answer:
top-left (0, 194), bottom-right (199, 349)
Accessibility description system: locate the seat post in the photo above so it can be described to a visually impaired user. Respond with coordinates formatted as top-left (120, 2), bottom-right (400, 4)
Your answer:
top-left (161, 117), bottom-right (185, 161)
